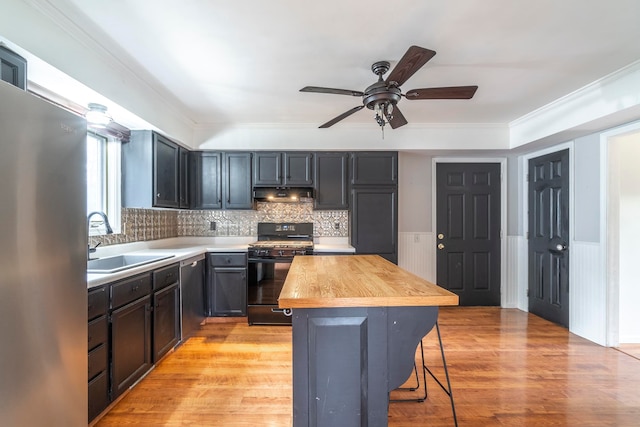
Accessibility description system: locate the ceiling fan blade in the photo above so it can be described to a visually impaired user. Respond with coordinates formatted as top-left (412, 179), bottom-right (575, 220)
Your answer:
top-left (405, 86), bottom-right (478, 100)
top-left (319, 105), bottom-right (365, 128)
top-left (385, 105), bottom-right (408, 129)
top-left (300, 86), bottom-right (364, 97)
top-left (385, 46), bottom-right (436, 87)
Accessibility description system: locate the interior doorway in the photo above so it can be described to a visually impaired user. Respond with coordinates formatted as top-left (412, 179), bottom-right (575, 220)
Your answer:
top-left (605, 125), bottom-right (640, 344)
top-left (432, 158), bottom-right (507, 307)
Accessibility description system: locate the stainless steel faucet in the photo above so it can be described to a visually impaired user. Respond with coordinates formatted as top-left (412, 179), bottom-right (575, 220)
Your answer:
top-left (87, 211), bottom-right (113, 260)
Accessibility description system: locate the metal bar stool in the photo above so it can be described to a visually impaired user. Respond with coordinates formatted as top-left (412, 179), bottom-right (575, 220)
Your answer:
top-left (390, 322), bottom-right (458, 427)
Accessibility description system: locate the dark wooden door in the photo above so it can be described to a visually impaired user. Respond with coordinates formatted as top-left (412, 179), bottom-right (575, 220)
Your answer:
top-left (528, 149), bottom-right (570, 327)
top-left (436, 163), bottom-right (501, 305)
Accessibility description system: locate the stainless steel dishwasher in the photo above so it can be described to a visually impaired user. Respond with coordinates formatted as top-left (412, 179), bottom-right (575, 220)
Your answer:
top-left (180, 254), bottom-right (206, 340)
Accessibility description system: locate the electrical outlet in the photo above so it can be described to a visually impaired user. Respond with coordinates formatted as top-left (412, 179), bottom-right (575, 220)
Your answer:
top-left (334, 222), bottom-right (340, 230)
top-left (210, 221), bottom-right (216, 231)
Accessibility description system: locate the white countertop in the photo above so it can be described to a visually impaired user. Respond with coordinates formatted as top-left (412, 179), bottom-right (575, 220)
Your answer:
top-left (87, 236), bottom-right (354, 289)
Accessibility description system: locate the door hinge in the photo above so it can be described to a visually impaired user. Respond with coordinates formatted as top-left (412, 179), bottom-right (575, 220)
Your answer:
top-left (526, 288), bottom-right (530, 297)
top-left (526, 173), bottom-right (529, 182)
top-left (500, 229), bottom-right (503, 239)
top-left (526, 231), bottom-right (529, 239)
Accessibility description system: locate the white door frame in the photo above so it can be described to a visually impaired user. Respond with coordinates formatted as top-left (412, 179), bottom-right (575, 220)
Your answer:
top-left (431, 157), bottom-right (508, 307)
top-left (600, 120), bottom-right (640, 346)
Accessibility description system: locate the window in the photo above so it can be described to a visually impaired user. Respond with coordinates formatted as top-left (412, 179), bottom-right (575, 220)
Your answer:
top-left (87, 131), bottom-right (121, 235)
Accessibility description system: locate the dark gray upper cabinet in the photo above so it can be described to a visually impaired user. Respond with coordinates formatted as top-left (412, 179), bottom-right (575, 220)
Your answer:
top-left (190, 151), bottom-right (252, 210)
top-left (314, 152), bottom-right (349, 210)
top-left (122, 130), bottom-right (189, 209)
top-left (351, 151), bottom-right (398, 186)
top-left (0, 46), bottom-right (27, 90)
top-left (223, 152), bottom-right (253, 209)
top-left (284, 152), bottom-right (314, 186)
top-left (190, 151), bottom-right (222, 209)
top-left (253, 152), bottom-right (282, 186)
top-left (179, 147), bottom-right (190, 208)
top-left (253, 152), bottom-right (313, 186)
top-left (350, 151), bottom-right (398, 264)
top-left (153, 135), bottom-right (180, 208)
top-left (351, 187), bottom-right (398, 264)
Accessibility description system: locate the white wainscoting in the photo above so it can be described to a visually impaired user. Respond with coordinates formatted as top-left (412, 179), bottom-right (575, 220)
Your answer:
top-left (398, 232), bottom-right (435, 282)
top-left (570, 241), bottom-right (607, 346)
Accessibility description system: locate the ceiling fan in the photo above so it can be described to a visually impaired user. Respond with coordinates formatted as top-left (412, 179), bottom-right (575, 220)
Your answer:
top-left (300, 45), bottom-right (478, 131)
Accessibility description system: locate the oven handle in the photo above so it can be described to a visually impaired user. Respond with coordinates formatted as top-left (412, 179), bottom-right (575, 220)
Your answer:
top-left (272, 308), bottom-right (292, 317)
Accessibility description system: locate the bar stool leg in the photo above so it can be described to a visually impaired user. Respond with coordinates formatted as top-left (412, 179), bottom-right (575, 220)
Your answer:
top-left (390, 340), bottom-right (428, 402)
top-left (423, 322), bottom-right (458, 427)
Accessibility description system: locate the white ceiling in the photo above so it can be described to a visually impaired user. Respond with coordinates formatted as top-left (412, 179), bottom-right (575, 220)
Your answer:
top-left (50, 0), bottom-right (640, 131)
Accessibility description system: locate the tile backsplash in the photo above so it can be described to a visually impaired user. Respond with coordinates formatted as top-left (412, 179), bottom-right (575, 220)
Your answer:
top-left (90, 202), bottom-right (348, 247)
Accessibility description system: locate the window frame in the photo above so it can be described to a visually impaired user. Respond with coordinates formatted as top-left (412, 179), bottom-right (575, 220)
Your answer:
top-left (87, 130), bottom-right (122, 235)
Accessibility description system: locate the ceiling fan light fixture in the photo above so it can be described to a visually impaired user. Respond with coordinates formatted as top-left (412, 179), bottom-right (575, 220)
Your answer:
top-left (85, 103), bottom-right (112, 127)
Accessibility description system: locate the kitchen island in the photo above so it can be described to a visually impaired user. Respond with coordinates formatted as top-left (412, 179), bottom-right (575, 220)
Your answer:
top-left (279, 255), bottom-right (459, 427)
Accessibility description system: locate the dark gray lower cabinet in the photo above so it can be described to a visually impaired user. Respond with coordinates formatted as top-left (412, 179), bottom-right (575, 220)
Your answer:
top-left (152, 264), bottom-right (181, 362)
top-left (207, 253), bottom-right (247, 316)
top-left (153, 283), bottom-right (180, 362)
top-left (88, 286), bottom-right (109, 422)
top-left (90, 265), bottom-right (183, 422)
top-left (110, 294), bottom-right (152, 399)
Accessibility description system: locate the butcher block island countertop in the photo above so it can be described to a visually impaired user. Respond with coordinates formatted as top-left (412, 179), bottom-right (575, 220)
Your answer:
top-left (279, 254), bottom-right (459, 309)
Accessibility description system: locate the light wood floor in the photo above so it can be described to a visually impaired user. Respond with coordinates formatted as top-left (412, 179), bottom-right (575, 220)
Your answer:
top-left (94, 307), bottom-right (640, 426)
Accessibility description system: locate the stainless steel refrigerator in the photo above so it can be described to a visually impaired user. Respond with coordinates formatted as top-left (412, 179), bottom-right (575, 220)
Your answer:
top-left (0, 81), bottom-right (87, 426)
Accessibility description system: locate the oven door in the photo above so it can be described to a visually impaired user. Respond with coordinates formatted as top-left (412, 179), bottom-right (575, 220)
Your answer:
top-left (247, 257), bottom-right (293, 325)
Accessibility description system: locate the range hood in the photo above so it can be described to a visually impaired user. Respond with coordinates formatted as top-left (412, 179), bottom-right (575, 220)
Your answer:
top-left (253, 187), bottom-right (314, 202)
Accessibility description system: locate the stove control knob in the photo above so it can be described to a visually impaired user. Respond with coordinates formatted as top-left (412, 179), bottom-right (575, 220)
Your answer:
top-left (278, 250), bottom-right (284, 257)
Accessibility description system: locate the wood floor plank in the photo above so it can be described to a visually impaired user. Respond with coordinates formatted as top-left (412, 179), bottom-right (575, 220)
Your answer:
top-left (94, 307), bottom-right (640, 426)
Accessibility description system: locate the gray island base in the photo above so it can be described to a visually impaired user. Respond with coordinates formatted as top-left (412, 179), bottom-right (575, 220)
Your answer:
top-left (291, 305), bottom-right (438, 427)
top-left (279, 255), bottom-right (458, 427)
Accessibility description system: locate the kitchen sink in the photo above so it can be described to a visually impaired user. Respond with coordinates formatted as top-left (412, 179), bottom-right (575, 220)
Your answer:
top-left (87, 254), bottom-right (174, 274)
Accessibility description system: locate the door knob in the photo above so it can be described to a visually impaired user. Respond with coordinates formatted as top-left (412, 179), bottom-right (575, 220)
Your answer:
top-left (437, 243), bottom-right (445, 250)
top-left (556, 243), bottom-right (567, 251)
top-left (438, 233), bottom-right (444, 240)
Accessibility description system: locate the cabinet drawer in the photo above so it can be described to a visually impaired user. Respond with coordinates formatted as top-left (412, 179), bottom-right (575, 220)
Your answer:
top-left (88, 315), bottom-right (108, 351)
top-left (88, 343), bottom-right (108, 381)
top-left (209, 253), bottom-right (246, 267)
top-left (88, 286), bottom-right (108, 320)
top-left (111, 273), bottom-right (152, 309)
top-left (153, 263), bottom-right (180, 290)
top-left (88, 370), bottom-right (110, 422)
